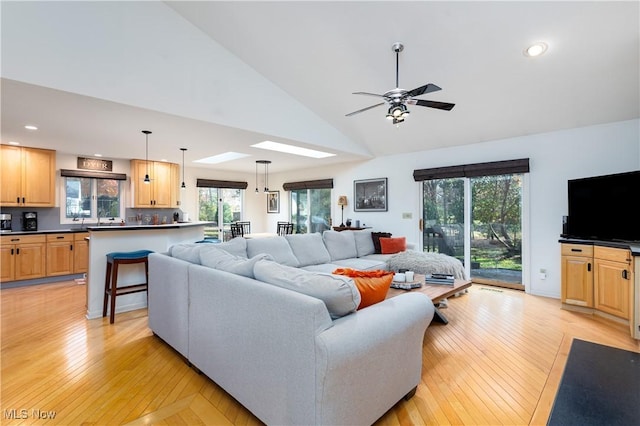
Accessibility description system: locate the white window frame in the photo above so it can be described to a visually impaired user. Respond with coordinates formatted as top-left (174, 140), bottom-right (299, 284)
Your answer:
top-left (60, 176), bottom-right (125, 225)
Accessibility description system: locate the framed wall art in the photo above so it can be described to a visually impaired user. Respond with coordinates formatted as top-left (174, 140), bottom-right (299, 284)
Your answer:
top-left (354, 178), bottom-right (387, 212)
top-left (267, 190), bottom-right (280, 213)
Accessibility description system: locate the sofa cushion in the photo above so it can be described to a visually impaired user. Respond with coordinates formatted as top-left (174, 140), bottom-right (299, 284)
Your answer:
top-left (253, 260), bottom-right (360, 319)
top-left (379, 237), bottom-right (406, 254)
top-left (371, 232), bottom-right (392, 254)
top-left (351, 230), bottom-right (375, 257)
top-left (215, 237), bottom-right (248, 258)
top-left (246, 236), bottom-right (299, 267)
top-left (322, 230), bottom-right (358, 261)
top-left (200, 246), bottom-right (273, 278)
top-left (332, 268), bottom-right (393, 309)
top-left (333, 258), bottom-right (388, 271)
top-left (285, 233), bottom-right (331, 267)
top-left (169, 243), bottom-right (203, 264)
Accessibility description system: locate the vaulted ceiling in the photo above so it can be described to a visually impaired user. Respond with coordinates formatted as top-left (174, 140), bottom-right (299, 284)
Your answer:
top-left (2, 1), bottom-right (638, 174)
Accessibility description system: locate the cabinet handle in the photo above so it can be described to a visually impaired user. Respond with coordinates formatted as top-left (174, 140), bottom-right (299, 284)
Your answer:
top-left (571, 248), bottom-right (582, 252)
top-left (16, 248), bottom-right (19, 255)
top-left (587, 263), bottom-right (591, 272)
top-left (57, 236), bottom-right (64, 239)
top-left (22, 197), bottom-right (25, 204)
top-left (70, 245), bottom-right (73, 251)
top-left (11, 248), bottom-right (14, 255)
top-left (16, 197), bottom-right (20, 204)
top-left (622, 269), bottom-right (628, 280)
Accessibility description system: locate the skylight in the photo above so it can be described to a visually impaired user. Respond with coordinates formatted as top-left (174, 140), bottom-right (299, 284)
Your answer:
top-left (194, 152), bottom-right (250, 164)
top-left (251, 141), bottom-right (335, 159)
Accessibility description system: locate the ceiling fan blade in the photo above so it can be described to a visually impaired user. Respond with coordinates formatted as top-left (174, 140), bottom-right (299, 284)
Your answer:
top-left (405, 83), bottom-right (441, 98)
top-left (345, 102), bottom-right (385, 117)
top-left (352, 91), bottom-right (386, 98)
top-left (413, 99), bottom-right (455, 111)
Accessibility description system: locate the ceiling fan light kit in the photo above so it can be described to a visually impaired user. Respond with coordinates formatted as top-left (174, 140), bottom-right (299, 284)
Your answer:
top-left (346, 42), bottom-right (455, 124)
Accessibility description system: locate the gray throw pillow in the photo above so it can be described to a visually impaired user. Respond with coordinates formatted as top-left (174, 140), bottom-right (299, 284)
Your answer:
top-left (169, 243), bottom-right (203, 264)
top-left (215, 237), bottom-right (248, 258)
top-left (200, 246), bottom-right (273, 278)
top-left (246, 236), bottom-right (299, 267)
top-left (253, 260), bottom-right (360, 319)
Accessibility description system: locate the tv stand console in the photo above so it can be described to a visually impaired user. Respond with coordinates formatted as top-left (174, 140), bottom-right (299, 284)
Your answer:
top-left (560, 239), bottom-right (639, 339)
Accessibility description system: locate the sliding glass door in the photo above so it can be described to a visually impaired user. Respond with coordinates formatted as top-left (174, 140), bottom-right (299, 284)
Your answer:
top-left (198, 187), bottom-right (242, 241)
top-left (422, 174), bottom-right (523, 288)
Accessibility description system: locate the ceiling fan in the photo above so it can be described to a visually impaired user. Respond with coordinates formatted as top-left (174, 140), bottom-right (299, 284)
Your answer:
top-left (345, 42), bottom-right (455, 125)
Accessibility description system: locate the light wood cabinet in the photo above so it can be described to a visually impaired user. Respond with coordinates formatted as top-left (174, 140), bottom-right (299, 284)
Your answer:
top-left (73, 232), bottom-right (89, 274)
top-left (0, 235), bottom-right (47, 282)
top-left (0, 145), bottom-right (56, 207)
top-left (46, 233), bottom-right (74, 277)
top-left (594, 246), bottom-right (634, 321)
top-left (561, 244), bottom-right (593, 307)
top-left (130, 160), bottom-right (179, 208)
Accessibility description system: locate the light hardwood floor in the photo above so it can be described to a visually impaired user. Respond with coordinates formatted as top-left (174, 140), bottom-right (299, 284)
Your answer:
top-left (1, 280), bottom-right (638, 425)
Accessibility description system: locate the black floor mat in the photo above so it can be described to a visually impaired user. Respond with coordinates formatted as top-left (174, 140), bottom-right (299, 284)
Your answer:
top-left (547, 338), bottom-right (640, 426)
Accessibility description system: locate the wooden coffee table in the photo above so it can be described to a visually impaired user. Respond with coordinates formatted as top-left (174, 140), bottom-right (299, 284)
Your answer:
top-left (386, 274), bottom-right (472, 324)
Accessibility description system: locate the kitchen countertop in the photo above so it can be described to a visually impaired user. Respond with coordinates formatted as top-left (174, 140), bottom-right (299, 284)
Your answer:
top-left (1, 221), bottom-right (212, 236)
top-left (1, 229), bottom-right (90, 236)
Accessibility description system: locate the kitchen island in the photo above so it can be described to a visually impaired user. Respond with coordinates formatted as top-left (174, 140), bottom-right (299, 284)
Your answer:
top-left (85, 222), bottom-right (209, 320)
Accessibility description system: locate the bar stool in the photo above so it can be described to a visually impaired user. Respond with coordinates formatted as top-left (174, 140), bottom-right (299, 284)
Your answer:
top-left (103, 249), bottom-right (154, 324)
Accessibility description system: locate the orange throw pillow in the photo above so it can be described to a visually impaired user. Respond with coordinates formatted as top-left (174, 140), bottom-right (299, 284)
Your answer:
top-left (379, 237), bottom-right (406, 254)
top-left (332, 268), bottom-right (393, 309)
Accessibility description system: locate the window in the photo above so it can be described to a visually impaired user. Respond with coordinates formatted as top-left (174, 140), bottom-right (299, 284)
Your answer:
top-left (197, 179), bottom-right (247, 241)
top-left (283, 179), bottom-right (333, 234)
top-left (290, 188), bottom-right (331, 234)
top-left (416, 159), bottom-right (528, 289)
top-left (63, 176), bottom-right (123, 223)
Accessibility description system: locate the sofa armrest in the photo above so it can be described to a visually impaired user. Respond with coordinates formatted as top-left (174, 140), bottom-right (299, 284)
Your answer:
top-left (314, 293), bottom-right (435, 425)
top-left (148, 253), bottom-right (190, 358)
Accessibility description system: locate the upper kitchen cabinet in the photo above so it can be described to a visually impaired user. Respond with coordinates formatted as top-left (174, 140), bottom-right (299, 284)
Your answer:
top-left (0, 145), bottom-right (56, 207)
top-left (130, 159), bottom-right (179, 208)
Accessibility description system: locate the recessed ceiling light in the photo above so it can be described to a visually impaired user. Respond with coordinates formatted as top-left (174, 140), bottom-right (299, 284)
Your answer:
top-left (94, 153), bottom-right (102, 157)
top-left (251, 141), bottom-right (335, 158)
top-left (194, 151), bottom-right (250, 164)
top-left (524, 42), bottom-right (548, 57)
top-left (24, 125), bottom-right (38, 130)
top-left (8, 141), bottom-right (20, 145)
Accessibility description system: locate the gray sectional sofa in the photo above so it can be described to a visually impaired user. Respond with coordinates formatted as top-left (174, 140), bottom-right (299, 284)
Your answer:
top-left (148, 230), bottom-right (436, 425)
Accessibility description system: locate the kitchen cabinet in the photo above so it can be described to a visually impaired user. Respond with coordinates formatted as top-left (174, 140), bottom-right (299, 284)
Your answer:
top-left (130, 159), bottom-right (179, 208)
top-left (0, 235), bottom-right (47, 282)
top-left (73, 232), bottom-right (89, 274)
top-left (594, 246), bottom-right (634, 321)
top-left (46, 233), bottom-right (74, 277)
top-left (561, 243), bottom-right (593, 307)
top-left (0, 145), bottom-right (56, 207)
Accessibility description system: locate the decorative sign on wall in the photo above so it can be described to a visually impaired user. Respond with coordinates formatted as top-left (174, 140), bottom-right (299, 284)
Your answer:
top-left (77, 157), bottom-right (113, 172)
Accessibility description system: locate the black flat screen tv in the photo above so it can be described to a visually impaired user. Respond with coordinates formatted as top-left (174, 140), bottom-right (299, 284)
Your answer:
top-left (566, 170), bottom-right (640, 242)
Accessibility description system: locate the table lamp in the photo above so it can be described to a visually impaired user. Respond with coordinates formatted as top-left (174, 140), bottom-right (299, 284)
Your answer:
top-left (337, 196), bottom-right (348, 227)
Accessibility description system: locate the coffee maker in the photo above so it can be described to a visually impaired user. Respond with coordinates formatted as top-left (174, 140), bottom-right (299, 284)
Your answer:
top-left (22, 212), bottom-right (38, 231)
top-left (0, 213), bottom-right (11, 233)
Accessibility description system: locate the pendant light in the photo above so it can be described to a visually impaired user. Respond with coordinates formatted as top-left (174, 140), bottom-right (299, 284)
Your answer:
top-left (255, 160), bottom-right (271, 193)
top-left (142, 130), bottom-right (152, 184)
top-left (180, 148), bottom-right (187, 189)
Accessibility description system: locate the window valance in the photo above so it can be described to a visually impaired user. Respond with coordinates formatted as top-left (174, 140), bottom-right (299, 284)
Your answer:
top-left (196, 179), bottom-right (248, 189)
top-left (60, 169), bottom-right (127, 180)
top-left (282, 179), bottom-right (334, 191)
top-left (413, 158), bottom-right (530, 181)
